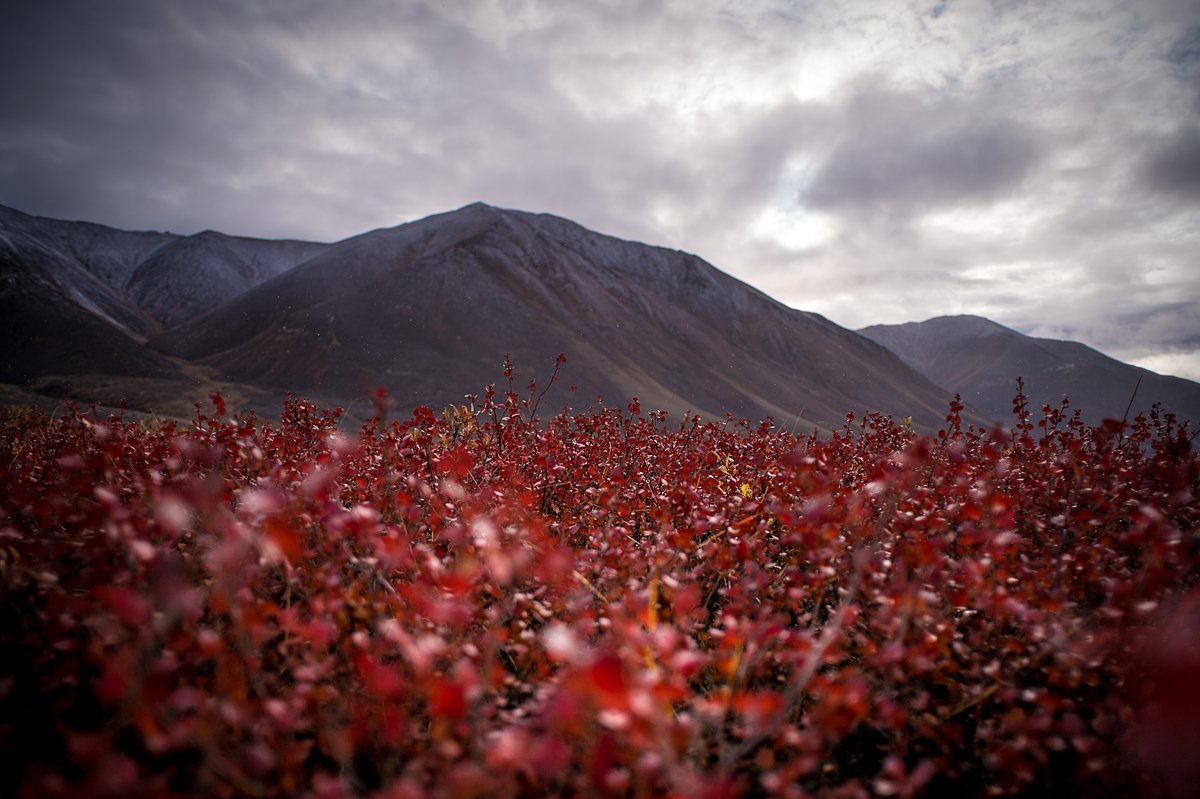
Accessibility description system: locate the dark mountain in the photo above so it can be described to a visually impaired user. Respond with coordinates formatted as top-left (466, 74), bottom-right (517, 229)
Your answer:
top-left (150, 202), bottom-right (957, 429)
top-left (126, 230), bottom-right (328, 327)
top-left (1, 200), bottom-right (978, 428)
top-left (0, 203), bottom-right (168, 342)
top-left (0, 204), bottom-right (325, 415)
top-left (0, 205), bottom-right (173, 382)
top-left (0, 249), bottom-right (179, 385)
top-left (0, 203), bottom-right (329, 331)
top-left (859, 315), bottom-right (1200, 425)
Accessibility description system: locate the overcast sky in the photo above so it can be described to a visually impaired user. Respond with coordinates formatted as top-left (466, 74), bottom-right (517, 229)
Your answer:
top-left (2, 0), bottom-right (1198, 380)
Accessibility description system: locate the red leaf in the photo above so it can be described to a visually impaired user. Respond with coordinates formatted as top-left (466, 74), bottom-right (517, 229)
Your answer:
top-left (356, 654), bottom-right (406, 699)
top-left (588, 652), bottom-right (626, 697)
top-left (429, 677), bottom-right (467, 721)
top-left (264, 514), bottom-right (305, 561)
top-left (98, 586), bottom-right (150, 626)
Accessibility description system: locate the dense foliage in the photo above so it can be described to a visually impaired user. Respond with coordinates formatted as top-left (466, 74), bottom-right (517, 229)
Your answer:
top-left (2, 365), bottom-right (1198, 798)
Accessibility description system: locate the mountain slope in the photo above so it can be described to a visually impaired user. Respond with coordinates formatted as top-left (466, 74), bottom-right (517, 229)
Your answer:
top-left (0, 204), bottom-right (327, 415)
top-left (0, 204), bottom-right (176, 382)
top-left (0, 203), bottom-right (168, 341)
top-left (859, 315), bottom-right (1200, 425)
top-left (0, 247), bottom-right (180, 384)
top-left (0, 203), bottom-right (330, 332)
top-left (126, 230), bottom-right (329, 326)
top-left (152, 203), bottom-right (957, 429)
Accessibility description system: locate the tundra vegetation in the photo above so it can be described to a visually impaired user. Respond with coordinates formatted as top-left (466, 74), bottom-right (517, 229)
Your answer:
top-left (1, 359), bottom-right (1197, 798)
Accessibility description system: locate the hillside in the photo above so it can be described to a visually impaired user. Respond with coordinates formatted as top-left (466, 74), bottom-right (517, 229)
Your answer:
top-left (0, 203), bottom-right (325, 415)
top-left (859, 315), bottom-right (1200, 425)
top-left (151, 203), bottom-right (956, 429)
top-left (5, 201), bottom-right (993, 429)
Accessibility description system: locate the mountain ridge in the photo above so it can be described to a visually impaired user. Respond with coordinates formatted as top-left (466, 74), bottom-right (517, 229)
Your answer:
top-left (859, 314), bottom-right (1200, 425)
top-left (6, 201), bottom-right (1192, 430)
top-left (149, 202), bottom-right (957, 429)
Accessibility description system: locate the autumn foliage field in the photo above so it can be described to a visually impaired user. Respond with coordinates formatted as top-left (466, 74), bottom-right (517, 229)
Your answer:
top-left (2, 363), bottom-right (1198, 798)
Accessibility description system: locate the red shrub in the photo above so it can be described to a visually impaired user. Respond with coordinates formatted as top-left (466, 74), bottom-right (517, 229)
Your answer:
top-left (0, 377), bottom-right (1196, 798)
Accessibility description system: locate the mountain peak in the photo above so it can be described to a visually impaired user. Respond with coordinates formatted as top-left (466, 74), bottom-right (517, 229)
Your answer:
top-left (860, 315), bottom-right (1200, 424)
top-left (864, 314), bottom-right (1012, 334)
top-left (2, 200), bottom-right (1029, 428)
top-left (924, 315), bottom-right (1019, 335)
top-left (138, 204), bottom-right (956, 429)
top-left (457, 201), bottom-right (502, 213)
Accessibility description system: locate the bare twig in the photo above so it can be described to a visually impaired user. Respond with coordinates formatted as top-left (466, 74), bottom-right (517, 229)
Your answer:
top-left (943, 683), bottom-right (999, 719)
top-left (1121, 375), bottom-right (1143, 427)
top-left (573, 569), bottom-right (608, 604)
top-left (528, 353), bottom-right (566, 423)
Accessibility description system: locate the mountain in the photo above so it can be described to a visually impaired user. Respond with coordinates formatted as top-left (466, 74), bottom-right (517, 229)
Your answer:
top-left (149, 203), bottom-right (958, 429)
top-left (859, 315), bottom-right (1200, 425)
top-left (0, 205), bottom-right (175, 383)
top-left (0, 203), bottom-right (329, 332)
top-left (9, 199), bottom-right (1193, 430)
top-left (126, 230), bottom-right (328, 327)
top-left (0, 203), bottom-right (325, 415)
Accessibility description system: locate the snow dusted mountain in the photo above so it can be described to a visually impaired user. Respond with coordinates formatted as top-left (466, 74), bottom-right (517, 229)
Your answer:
top-left (0, 203), bottom-right (329, 332)
top-left (8, 198), bottom-right (1194, 428)
top-left (0, 203), bottom-right (327, 414)
top-left (0, 205), bottom-right (174, 383)
top-left (151, 203), bottom-right (956, 428)
top-left (0, 204), bottom-right (169, 342)
top-left (4, 200), bottom-right (962, 427)
top-left (0, 251), bottom-right (179, 385)
top-left (126, 230), bottom-right (328, 327)
top-left (859, 315), bottom-right (1200, 425)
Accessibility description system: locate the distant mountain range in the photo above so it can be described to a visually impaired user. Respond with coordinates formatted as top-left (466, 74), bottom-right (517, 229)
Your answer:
top-left (860, 315), bottom-right (1200, 426)
top-left (2, 201), bottom-right (1197, 429)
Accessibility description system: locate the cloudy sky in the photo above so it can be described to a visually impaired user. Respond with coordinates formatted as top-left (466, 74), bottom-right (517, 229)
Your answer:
top-left (2, 1), bottom-right (1199, 380)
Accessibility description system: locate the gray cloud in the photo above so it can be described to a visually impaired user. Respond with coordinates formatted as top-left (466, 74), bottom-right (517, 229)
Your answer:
top-left (1165, 25), bottom-right (1200, 79)
top-left (800, 88), bottom-right (1040, 214)
top-left (1142, 127), bottom-right (1200, 200)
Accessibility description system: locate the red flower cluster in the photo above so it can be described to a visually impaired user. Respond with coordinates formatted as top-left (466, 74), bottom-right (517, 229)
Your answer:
top-left (1, 370), bottom-right (1197, 798)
